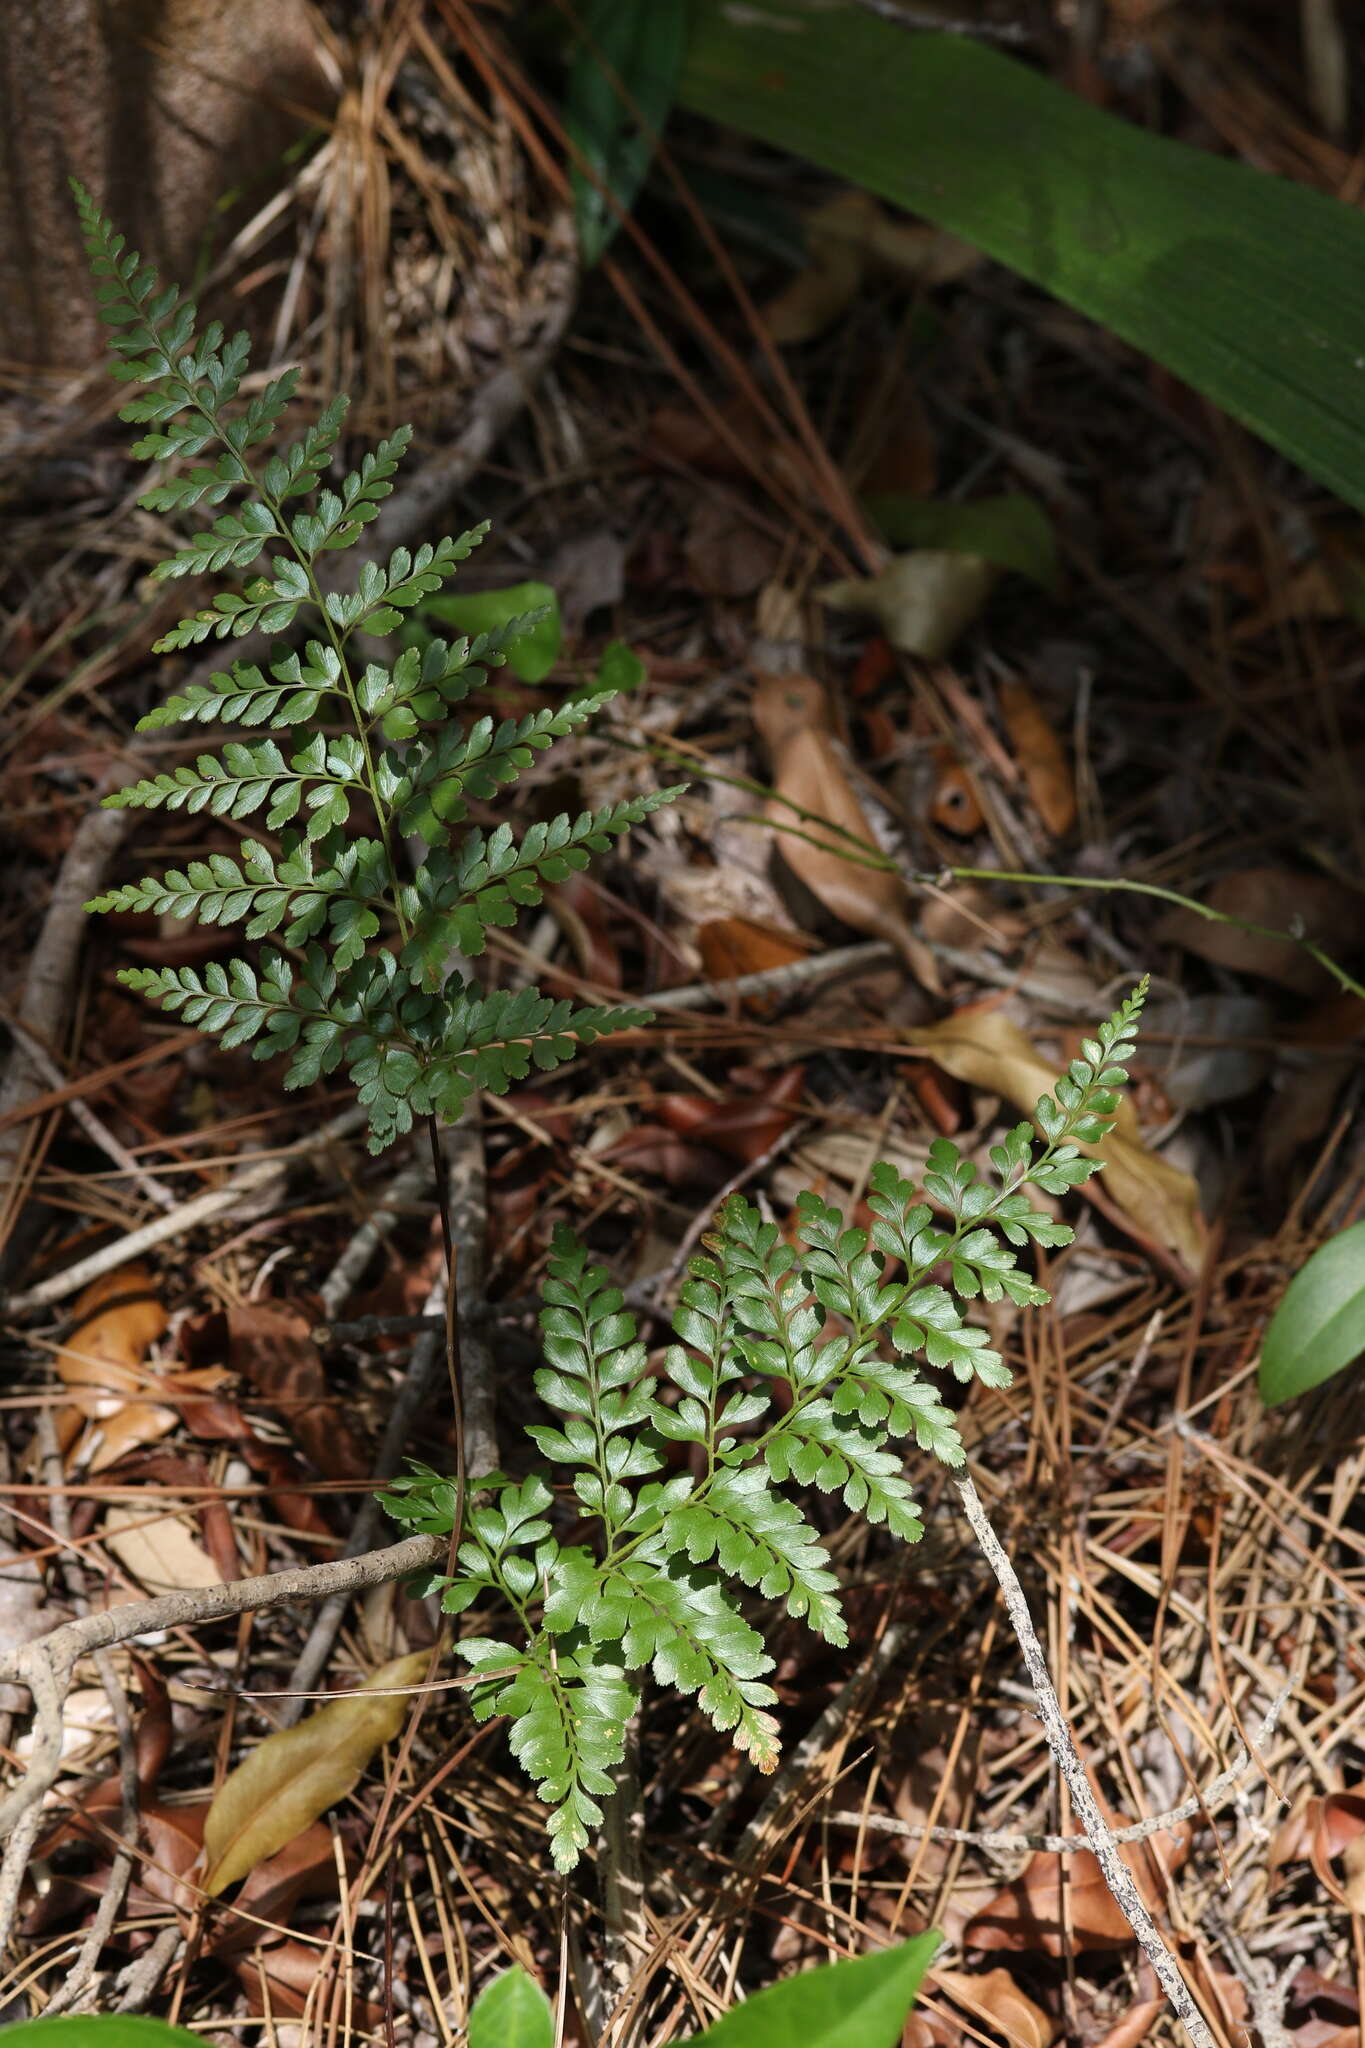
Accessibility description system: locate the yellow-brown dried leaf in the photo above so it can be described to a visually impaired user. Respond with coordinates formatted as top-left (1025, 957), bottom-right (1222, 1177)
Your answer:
top-left (201, 1649), bottom-right (430, 1896)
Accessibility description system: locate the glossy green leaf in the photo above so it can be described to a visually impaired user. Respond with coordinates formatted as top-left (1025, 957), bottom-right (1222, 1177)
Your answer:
top-left (469, 1966), bottom-right (555, 2048)
top-left (680, 4), bottom-right (1365, 513)
top-left (863, 491), bottom-right (1058, 593)
top-left (683, 1931), bottom-right (940, 2046)
top-left (2, 2023), bottom-right (204, 2048)
top-left (1258, 1220), bottom-right (1365, 1407)
top-left (568, 0), bottom-right (687, 266)
top-left (419, 583), bottom-right (561, 682)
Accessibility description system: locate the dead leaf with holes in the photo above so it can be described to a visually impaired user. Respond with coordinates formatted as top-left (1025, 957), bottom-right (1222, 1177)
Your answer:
top-left (200, 1649), bottom-right (430, 1895)
top-left (902, 1003), bottom-right (1207, 1276)
top-left (753, 671), bottom-right (939, 990)
top-left (935, 1966), bottom-right (1058, 2048)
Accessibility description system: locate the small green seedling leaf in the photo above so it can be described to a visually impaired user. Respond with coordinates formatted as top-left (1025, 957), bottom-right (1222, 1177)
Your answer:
top-left (595, 637), bottom-right (646, 694)
top-left (567, 0), bottom-right (686, 266)
top-left (863, 490), bottom-right (1058, 593)
top-left (418, 582), bottom-right (562, 681)
top-left (1258, 1220), bottom-right (1365, 1407)
top-left (469, 1966), bottom-right (555, 2048)
top-left (678, 1930), bottom-right (940, 2046)
top-left (2, 2023), bottom-right (205, 2048)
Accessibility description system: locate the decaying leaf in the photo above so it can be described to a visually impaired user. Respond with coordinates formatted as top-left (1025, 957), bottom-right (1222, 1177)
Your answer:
top-left (1154, 867), bottom-right (1365, 997)
top-left (820, 552), bottom-right (998, 659)
top-left (201, 1649), bottom-right (430, 1896)
top-left (103, 1502), bottom-right (223, 1594)
top-left (763, 188), bottom-right (979, 343)
top-left (935, 1965), bottom-right (1058, 2048)
top-left (698, 916), bottom-right (812, 998)
top-left (903, 1003), bottom-right (1207, 1275)
top-left (997, 680), bottom-right (1075, 838)
top-left (227, 1300), bottom-right (372, 1482)
top-left (1270, 1787), bottom-right (1365, 1909)
top-left (753, 671), bottom-right (939, 988)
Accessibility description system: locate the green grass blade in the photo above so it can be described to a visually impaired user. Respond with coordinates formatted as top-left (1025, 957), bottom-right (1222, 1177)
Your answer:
top-left (569, 0), bottom-right (687, 267)
top-left (680, 4), bottom-right (1365, 512)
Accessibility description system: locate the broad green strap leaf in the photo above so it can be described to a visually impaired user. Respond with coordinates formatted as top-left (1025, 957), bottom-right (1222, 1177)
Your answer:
top-left (682, 1930), bottom-right (940, 2046)
top-left (1258, 1220), bottom-right (1365, 1407)
top-left (680, 5), bottom-right (1365, 513)
top-left (568, 0), bottom-right (687, 266)
top-left (3, 2024), bottom-right (204, 2048)
top-left (469, 1966), bottom-right (555, 2048)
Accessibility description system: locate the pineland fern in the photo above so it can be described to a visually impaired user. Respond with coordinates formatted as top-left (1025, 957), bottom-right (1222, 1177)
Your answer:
top-left (381, 985), bottom-right (1148, 1870)
top-left (75, 182), bottom-right (679, 1152)
top-left (74, 183), bottom-right (1149, 1885)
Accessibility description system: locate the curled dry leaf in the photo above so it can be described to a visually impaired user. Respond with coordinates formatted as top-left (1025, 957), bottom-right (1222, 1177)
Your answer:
top-left (904, 1003), bottom-right (1207, 1275)
top-left (997, 680), bottom-right (1075, 839)
top-left (55, 1263), bottom-right (174, 1470)
top-left (935, 1966), bottom-right (1058, 2048)
top-left (1270, 1787), bottom-right (1365, 1908)
top-left (1154, 867), bottom-right (1365, 997)
top-left (820, 553), bottom-right (998, 659)
top-left (201, 1648), bottom-right (430, 1896)
top-left (753, 671), bottom-right (939, 988)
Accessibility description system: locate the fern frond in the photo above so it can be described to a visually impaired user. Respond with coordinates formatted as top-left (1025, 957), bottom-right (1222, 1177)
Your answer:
top-left (395, 697), bottom-right (610, 841)
top-left (135, 646), bottom-right (346, 731)
top-left (663, 1467), bottom-right (847, 1645)
top-left (402, 790), bottom-right (686, 977)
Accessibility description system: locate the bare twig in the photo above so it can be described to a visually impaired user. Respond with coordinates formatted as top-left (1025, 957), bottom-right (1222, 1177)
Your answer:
top-left (318, 1155), bottom-right (432, 1321)
top-left (0, 1007), bottom-right (178, 1213)
top-left (824, 1675), bottom-right (1293, 1854)
top-left (0, 1532), bottom-right (444, 1843)
top-left (954, 1470), bottom-right (1217, 2048)
top-left (5, 1104), bottom-right (368, 1313)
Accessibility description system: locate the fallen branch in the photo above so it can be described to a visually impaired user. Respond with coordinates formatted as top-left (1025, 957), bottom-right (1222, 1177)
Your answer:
top-left (0, 1531), bottom-right (443, 1842)
top-left (824, 1675), bottom-right (1293, 1854)
top-left (954, 1470), bottom-right (1218, 2048)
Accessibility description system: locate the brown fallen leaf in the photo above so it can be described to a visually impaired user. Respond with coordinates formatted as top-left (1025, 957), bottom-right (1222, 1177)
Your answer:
top-left (903, 1003), bottom-right (1207, 1276)
top-left (227, 1300), bottom-right (372, 1482)
top-left (820, 553), bottom-right (998, 659)
top-left (1154, 868), bottom-right (1365, 997)
top-left (210, 1821), bottom-right (338, 1957)
top-left (201, 1648), bottom-right (430, 1896)
top-left (54, 1263), bottom-right (173, 1468)
top-left (684, 495), bottom-right (781, 597)
top-left (964, 1824), bottom-right (1190, 1956)
top-left (1270, 1787), bottom-right (1365, 1909)
top-left (103, 1502), bottom-right (223, 1593)
top-left (763, 189), bottom-right (979, 344)
top-left (753, 671), bottom-right (939, 989)
top-left (935, 1966), bottom-right (1058, 2048)
top-left (697, 915), bottom-right (813, 996)
top-left (997, 680), bottom-right (1076, 839)
top-left (230, 1935), bottom-right (382, 2027)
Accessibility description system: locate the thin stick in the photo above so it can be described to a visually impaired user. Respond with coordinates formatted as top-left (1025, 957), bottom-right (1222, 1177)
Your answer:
top-left (954, 1470), bottom-right (1216, 2048)
top-left (825, 1673), bottom-right (1292, 1852)
top-left (0, 1531), bottom-right (444, 1841)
